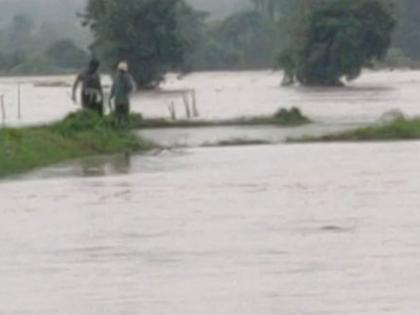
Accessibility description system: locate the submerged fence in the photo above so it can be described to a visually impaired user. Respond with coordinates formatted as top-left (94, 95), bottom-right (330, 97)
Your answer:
top-left (167, 89), bottom-right (199, 120)
top-left (0, 83), bottom-right (23, 125)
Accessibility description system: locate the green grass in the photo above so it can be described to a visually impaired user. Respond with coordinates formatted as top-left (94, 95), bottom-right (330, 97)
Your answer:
top-left (0, 111), bottom-right (153, 177)
top-left (289, 118), bottom-right (420, 143)
top-left (202, 138), bottom-right (271, 147)
top-left (130, 107), bottom-right (311, 129)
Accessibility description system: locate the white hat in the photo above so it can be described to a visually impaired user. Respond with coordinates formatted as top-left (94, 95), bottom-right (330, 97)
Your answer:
top-left (117, 61), bottom-right (128, 72)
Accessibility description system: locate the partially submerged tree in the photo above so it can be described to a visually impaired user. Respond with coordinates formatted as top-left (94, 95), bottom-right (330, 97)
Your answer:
top-left (82, 0), bottom-right (203, 88)
top-left (279, 0), bottom-right (396, 86)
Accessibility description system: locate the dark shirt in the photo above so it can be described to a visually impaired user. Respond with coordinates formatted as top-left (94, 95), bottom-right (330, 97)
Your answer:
top-left (78, 71), bottom-right (102, 92)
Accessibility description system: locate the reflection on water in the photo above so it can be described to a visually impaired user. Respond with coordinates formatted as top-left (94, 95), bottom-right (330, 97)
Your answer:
top-left (79, 153), bottom-right (132, 177)
top-left (23, 153), bottom-right (133, 180)
top-left (23, 149), bottom-right (185, 180)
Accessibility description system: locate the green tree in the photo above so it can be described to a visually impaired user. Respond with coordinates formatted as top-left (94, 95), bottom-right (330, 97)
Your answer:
top-left (251, 0), bottom-right (298, 21)
top-left (47, 39), bottom-right (89, 69)
top-left (393, 0), bottom-right (420, 59)
top-left (9, 14), bottom-right (34, 52)
top-left (187, 11), bottom-right (278, 70)
top-left (82, 0), bottom-right (203, 88)
top-left (280, 0), bottom-right (396, 86)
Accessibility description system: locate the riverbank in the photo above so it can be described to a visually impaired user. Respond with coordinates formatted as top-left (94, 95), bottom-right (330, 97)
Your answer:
top-left (0, 111), bottom-right (152, 177)
top-left (0, 107), bottom-right (312, 177)
top-left (288, 117), bottom-right (420, 142)
top-left (131, 107), bottom-right (311, 129)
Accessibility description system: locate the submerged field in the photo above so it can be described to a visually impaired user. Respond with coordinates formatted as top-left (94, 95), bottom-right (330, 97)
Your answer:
top-left (289, 117), bottom-right (420, 142)
top-left (0, 111), bottom-right (151, 177)
top-left (130, 107), bottom-right (311, 129)
top-left (2, 70), bottom-right (420, 315)
top-left (0, 107), bottom-right (312, 177)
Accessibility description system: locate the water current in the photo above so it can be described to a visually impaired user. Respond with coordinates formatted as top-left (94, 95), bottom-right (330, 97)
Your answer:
top-left (1, 70), bottom-right (420, 314)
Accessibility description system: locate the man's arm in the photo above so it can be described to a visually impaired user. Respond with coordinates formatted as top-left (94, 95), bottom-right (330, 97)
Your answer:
top-left (109, 80), bottom-right (115, 100)
top-left (98, 75), bottom-right (104, 101)
top-left (108, 81), bottom-right (115, 111)
top-left (128, 74), bottom-right (136, 93)
top-left (71, 74), bottom-right (82, 102)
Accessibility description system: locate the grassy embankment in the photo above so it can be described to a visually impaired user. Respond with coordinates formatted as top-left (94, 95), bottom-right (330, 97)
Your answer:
top-left (0, 111), bottom-right (152, 177)
top-left (289, 117), bottom-right (420, 143)
top-left (0, 107), bottom-right (310, 177)
top-left (130, 107), bottom-right (311, 129)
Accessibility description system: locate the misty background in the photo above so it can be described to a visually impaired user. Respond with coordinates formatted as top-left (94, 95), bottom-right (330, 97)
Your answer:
top-left (0, 0), bottom-right (417, 75)
top-left (0, 0), bottom-right (250, 46)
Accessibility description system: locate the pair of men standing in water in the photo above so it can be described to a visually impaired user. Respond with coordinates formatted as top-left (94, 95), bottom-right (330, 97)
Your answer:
top-left (72, 60), bottom-right (135, 125)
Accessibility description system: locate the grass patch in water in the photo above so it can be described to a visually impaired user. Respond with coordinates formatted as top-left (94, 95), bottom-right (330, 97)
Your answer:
top-left (130, 107), bottom-right (310, 129)
top-left (288, 117), bottom-right (420, 142)
top-left (202, 138), bottom-right (271, 147)
top-left (0, 111), bottom-right (153, 177)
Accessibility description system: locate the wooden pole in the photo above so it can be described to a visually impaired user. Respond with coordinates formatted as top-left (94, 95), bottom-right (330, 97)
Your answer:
top-left (17, 83), bottom-right (22, 120)
top-left (191, 89), bottom-right (199, 117)
top-left (168, 102), bottom-right (176, 120)
top-left (182, 93), bottom-right (191, 118)
top-left (0, 95), bottom-right (5, 124)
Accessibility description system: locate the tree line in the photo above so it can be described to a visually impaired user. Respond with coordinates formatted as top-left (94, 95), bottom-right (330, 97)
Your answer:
top-left (0, 0), bottom-right (418, 86)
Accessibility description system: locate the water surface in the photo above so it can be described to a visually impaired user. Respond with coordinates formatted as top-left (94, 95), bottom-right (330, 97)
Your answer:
top-left (1, 70), bottom-right (420, 314)
top-left (2, 143), bottom-right (420, 314)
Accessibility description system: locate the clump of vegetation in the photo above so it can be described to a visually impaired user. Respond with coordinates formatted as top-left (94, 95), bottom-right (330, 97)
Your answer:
top-left (273, 107), bottom-right (310, 125)
top-left (289, 117), bottom-right (420, 142)
top-left (202, 138), bottom-right (271, 147)
top-left (0, 111), bottom-right (152, 177)
top-left (279, 0), bottom-right (396, 86)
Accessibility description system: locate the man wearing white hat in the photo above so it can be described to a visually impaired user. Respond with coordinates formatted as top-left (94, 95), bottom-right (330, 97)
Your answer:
top-left (109, 61), bottom-right (135, 126)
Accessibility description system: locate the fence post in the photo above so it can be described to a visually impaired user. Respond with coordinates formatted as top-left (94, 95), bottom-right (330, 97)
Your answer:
top-left (191, 89), bottom-right (199, 117)
top-left (168, 102), bottom-right (177, 120)
top-left (182, 93), bottom-right (191, 118)
top-left (0, 95), bottom-right (5, 124)
top-left (17, 83), bottom-right (22, 120)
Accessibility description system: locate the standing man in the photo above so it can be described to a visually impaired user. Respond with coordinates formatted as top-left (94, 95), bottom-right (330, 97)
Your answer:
top-left (72, 59), bottom-right (104, 116)
top-left (109, 61), bottom-right (135, 126)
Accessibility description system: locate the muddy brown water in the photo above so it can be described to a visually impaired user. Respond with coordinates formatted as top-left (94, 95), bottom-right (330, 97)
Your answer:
top-left (1, 70), bottom-right (420, 314)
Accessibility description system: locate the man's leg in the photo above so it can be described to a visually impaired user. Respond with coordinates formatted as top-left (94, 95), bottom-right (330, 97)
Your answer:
top-left (122, 103), bottom-right (130, 125)
top-left (94, 102), bottom-right (104, 116)
top-left (115, 104), bottom-right (123, 126)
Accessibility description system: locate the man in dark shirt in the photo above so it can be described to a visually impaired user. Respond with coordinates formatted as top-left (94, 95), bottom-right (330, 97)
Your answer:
top-left (72, 59), bottom-right (104, 116)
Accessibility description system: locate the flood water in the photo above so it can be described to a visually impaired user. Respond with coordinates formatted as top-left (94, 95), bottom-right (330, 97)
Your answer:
top-left (1, 70), bottom-right (420, 314)
top-left (1, 69), bottom-right (420, 126)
